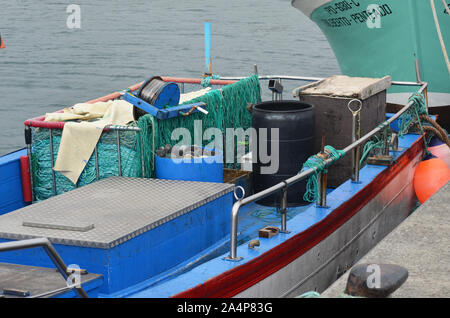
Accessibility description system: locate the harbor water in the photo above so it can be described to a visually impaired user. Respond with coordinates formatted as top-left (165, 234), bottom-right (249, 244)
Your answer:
top-left (0, 0), bottom-right (339, 155)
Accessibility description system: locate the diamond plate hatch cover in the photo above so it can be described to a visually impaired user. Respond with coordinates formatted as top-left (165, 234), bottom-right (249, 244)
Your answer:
top-left (0, 177), bottom-right (234, 249)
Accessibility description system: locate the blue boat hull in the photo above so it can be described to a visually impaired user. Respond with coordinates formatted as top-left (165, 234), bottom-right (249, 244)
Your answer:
top-left (0, 149), bottom-right (29, 215)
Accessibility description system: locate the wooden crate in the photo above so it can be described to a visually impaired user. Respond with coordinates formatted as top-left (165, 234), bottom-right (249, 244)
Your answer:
top-left (294, 75), bottom-right (391, 187)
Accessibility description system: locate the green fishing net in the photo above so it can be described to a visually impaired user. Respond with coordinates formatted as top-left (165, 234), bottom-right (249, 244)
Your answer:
top-left (137, 74), bottom-right (261, 177)
top-left (31, 125), bottom-right (143, 201)
top-left (31, 75), bottom-right (261, 200)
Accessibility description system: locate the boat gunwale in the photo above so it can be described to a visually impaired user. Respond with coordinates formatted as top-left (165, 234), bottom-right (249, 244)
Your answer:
top-left (172, 135), bottom-right (424, 298)
top-left (23, 77), bottom-right (237, 130)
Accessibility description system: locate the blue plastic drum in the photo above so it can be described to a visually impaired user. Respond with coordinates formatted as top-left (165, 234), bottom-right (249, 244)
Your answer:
top-left (155, 148), bottom-right (223, 183)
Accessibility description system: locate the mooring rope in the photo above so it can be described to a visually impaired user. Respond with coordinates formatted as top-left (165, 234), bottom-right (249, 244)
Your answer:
top-left (201, 74), bottom-right (220, 88)
top-left (418, 114), bottom-right (450, 147)
top-left (359, 134), bottom-right (385, 166)
top-left (398, 92), bottom-right (428, 136)
top-left (300, 146), bottom-right (345, 203)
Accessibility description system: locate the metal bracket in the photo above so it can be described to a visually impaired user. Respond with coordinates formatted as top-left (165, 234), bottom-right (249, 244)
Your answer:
top-left (2, 288), bottom-right (31, 297)
top-left (389, 132), bottom-right (403, 152)
top-left (367, 155), bottom-right (394, 166)
top-left (123, 92), bottom-right (206, 120)
top-left (223, 256), bottom-right (243, 262)
top-left (268, 79), bottom-right (283, 101)
top-left (348, 99), bottom-right (362, 183)
top-left (258, 226), bottom-right (280, 238)
top-left (66, 267), bottom-right (88, 276)
top-left (248, 239), bottom-right (260, 250)
top-left (268, 79), bottom-right (283, 94)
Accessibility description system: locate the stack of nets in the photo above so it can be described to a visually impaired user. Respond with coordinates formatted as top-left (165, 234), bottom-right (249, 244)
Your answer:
top-left (31, 75), bottom-right (261, 200)
top-left (31, 125), bottom-right (143, 201)
top-left (137, 74), bottom-right (261, 177)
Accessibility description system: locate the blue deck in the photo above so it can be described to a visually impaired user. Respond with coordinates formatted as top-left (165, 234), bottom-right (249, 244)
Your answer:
top-left (0, 178), bottom-right (234, 295)
top-left (0, 129), bottom-right (421, 298)
top-left (125, 134), bottom-right (420, 298)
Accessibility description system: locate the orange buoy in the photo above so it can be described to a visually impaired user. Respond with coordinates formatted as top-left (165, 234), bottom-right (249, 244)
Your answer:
top-left (413, 155), bottom-right (450, 203)
top-left (428, 137), bottom-right (450, 168)
top-left (0, 34), bottom-right (5, 49)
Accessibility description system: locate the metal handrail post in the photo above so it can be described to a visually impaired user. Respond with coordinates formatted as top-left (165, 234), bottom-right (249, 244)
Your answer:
top-left (227, 169), bottom-right (313, 260)
top-left (229, 201), bottom-right (243, 260)
top-left (383, 126), bottom-right (390, 156)
top-left (317, 135), bottom-right (329, 207)
top-left (0, 238), bottom-right (89, 298)
top-left (348, 99), bottom-right (362, 183)
top-left (94, 144), bottom-right (100, 181)
top-left (49, 129), bottom-right (57, 195)
top-left (24, 126), bottom-right (34, 202)
top-left (41, 244), bottom-right (89, 298)
top-left (317, 171), bottom-right (328, 207)
top-left (280, 184), bottom-right (289, 233)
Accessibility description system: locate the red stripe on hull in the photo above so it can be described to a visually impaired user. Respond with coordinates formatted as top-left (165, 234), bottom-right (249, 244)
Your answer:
top-left (173, 138), bottom-right (424, 298)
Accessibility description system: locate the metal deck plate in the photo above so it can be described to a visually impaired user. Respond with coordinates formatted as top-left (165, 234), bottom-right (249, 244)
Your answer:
top-left (0, 263), bottom-right (101, 298)
top-left (0, 177), bottom-right (234, 249)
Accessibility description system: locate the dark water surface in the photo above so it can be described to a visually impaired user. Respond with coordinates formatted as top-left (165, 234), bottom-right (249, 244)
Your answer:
top-left (0, 0), bottom-right (339, 155)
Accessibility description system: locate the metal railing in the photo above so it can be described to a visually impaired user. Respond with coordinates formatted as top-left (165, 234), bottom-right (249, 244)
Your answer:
top-left (18, 73), bottom-right (428, 262)
top-left (24, 124), bottom-right (144, 202)
top-left (225, 75), bottom-right (428, 260)
top-left (0, 237), bottom-right (89, 298)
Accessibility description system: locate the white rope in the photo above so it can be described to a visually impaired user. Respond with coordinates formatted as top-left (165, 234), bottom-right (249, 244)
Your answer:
top-left (430, 0), bottom-right (450, 74)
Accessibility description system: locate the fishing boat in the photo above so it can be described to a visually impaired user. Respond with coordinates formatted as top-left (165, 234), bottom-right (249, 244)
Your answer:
top-left (0, 71), bottom-right (440, 298)
top-left (291, 0), bottom-right (450, 127)
top-left (0, 11), bottom-right (448, 299)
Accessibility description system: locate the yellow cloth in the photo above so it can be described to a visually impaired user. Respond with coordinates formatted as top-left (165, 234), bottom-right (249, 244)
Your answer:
top-left (44, 102), bottom-right (112, 122)
top-left (47, 100), bottom-right (134, 185)
top-left (45, 88), bottom-right (210, 185)
top-left (178, 87), bottom-right (211, 103)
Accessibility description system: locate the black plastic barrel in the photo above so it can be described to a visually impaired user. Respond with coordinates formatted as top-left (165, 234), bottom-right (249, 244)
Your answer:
top-left (252, 100), bottom-right (315, 207)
